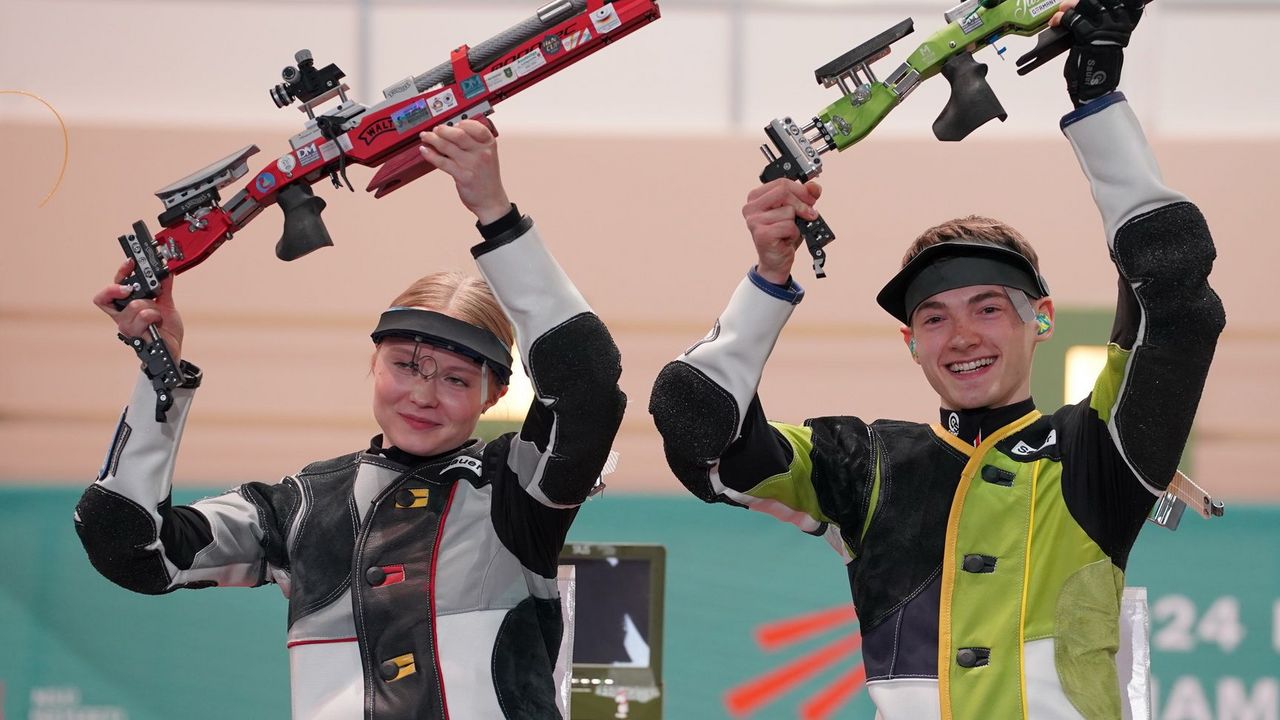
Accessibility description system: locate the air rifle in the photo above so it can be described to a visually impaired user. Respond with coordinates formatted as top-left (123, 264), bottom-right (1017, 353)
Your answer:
top-left (112, 0), bottom-right (661, 420)
top-left (759, 0), bottom-right (1143, 278)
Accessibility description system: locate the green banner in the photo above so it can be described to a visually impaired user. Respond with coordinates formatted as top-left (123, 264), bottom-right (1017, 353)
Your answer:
top-left (1, 489), bottom-right (1276, 719)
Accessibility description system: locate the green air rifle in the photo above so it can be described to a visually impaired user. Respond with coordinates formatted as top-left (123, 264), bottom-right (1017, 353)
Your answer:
top-left (760, 0), bottom-right (1091, 278)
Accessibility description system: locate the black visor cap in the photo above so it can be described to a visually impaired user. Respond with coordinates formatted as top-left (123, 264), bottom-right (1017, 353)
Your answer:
top-left (371, 308), bottom-right (513, 384)
top-left (876, 242), bottom-right (1050, 326)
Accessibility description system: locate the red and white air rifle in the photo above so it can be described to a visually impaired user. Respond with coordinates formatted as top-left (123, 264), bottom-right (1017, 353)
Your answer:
top-left (113, 0), bottom-right (661, 420)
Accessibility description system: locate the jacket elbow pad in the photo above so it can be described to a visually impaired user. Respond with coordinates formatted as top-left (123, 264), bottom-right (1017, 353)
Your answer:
top-left (649, 360), bottom-right (739, 503)
top-left (74, 484), bottom-right (174, 595)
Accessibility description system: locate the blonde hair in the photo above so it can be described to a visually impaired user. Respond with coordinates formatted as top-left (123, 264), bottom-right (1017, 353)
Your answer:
top-left (902, 215), bottom-right (1041, 271)
top-left (388, 271), bottom-right (515, 349)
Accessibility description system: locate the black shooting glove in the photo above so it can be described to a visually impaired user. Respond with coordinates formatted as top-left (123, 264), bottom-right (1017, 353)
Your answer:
top-left (1062, 0), bottom-right (1144, 106)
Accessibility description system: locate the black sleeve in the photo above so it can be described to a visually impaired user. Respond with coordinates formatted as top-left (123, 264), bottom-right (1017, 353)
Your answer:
top-left (486, 435), bottom-right (580, 578)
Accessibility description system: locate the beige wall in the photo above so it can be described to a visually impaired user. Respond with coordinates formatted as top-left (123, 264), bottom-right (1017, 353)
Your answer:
top-left (1, 120), bottom-right (1276, 500)
top-left (4, 0), bottom-right (1277, 499)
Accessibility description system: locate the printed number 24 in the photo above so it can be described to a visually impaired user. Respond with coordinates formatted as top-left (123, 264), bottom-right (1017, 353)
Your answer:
top-left (1152, 595), bottom-right (1245, 653)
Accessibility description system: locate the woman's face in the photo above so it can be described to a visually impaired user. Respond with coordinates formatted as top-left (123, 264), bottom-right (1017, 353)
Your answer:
top-left (371, 338), bottom-right (502, 457)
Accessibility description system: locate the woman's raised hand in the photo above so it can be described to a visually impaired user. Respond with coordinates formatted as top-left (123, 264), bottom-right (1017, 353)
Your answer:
top-left (419, 119), bottom-right (512, 225)
top-left (93, 258), bottom-right (185, 365)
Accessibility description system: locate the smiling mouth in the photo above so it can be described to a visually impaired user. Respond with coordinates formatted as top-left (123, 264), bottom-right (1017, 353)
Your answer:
top-left (400, 413), bottom-right (439, 430)
top-left (947, 357), bottom-right (996, 374)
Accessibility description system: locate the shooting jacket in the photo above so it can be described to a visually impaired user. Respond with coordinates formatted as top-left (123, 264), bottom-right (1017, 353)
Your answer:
top-left (649, 94), bottom-right (1224, 720)
top-left (76, 219), bottom-right (626, 720)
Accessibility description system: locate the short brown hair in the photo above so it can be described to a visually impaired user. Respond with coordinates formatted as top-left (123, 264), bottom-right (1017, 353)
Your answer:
top-left (388, 272), bottom-right (515, 350)
top-left (902, 216), bottom-right (1040, 271)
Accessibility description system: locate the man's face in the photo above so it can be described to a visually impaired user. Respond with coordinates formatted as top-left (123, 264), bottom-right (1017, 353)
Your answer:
top-left (902, 285), bottom-right (1054, 411)
top-left (371, 339), bottom-right (505, 457)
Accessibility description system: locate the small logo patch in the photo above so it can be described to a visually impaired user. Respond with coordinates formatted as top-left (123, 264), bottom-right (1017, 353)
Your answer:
top-left (684, 320), bottom-right (721, 356)
top-left (590, 4), bottom-right (622, 34)
top-left (484, 65), bottom-right (517, 92)
top-left (1028, 0), bottom-right (1057, 17)
top-left (562, 28), bottom-right (592, 51)
top-left (276, 154), bottom-right (298, 176)
top-left (296, 143), bottom-right (320, 167)
top-left (1011, 429), bottom-right (1057, 456)
top-left (358, 117), bottom-right (397, 146)
top-left (442, 456), bottom-right (483, 476)
top-left (254, 172), bottom-right (276, 193)
top-left (947, 412), bottom-right (960, 435)
top-left (460, 74), bottom-right (486, 99)
top-left (395, 488), bottom-right (430, 509)
top-left (514, 48), bottom-right (547, 78)
top-left (427, 88), bottom-right (458, 116)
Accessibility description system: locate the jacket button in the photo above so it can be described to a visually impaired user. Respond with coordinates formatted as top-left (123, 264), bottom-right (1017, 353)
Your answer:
top-left (956, 647), bottom-right (989, 668)
top-left (379, 660), bottom-right (399, 681)
top-left (962, 554), bottom-right (996, 573)
top-left (981, 465), bottom-right (1015, 486)
top-left (395, 488), bottom-right (416, 507)
top-left (366, 566), bottom-right (386, 586)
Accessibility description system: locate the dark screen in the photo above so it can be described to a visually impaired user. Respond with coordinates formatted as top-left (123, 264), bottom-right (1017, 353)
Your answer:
top-left (563, 557), bottom-right (652, 666)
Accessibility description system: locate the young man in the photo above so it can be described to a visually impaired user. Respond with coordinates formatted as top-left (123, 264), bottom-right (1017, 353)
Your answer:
top-left (648, 1), bottom-right (1224, 718)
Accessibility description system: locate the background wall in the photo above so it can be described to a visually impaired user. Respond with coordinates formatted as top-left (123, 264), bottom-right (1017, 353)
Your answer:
top-left (4, 0), bottom-right (1279, 497)
top-left (2, 0), bottom-right (1278, 718)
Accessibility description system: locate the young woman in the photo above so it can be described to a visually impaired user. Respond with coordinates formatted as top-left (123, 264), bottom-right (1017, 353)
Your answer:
top-left (77, 120), bottom-right (626, 720)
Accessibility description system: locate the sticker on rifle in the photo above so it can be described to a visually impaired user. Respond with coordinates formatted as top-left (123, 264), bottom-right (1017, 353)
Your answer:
top-left (484, 65), bottom-right (518, 92)
top-left (562, 28), bottom-right (592, 51)
top-left (337, 133), bottom-right (353, 152)
top-left (296, 143), bottom-right (321, 167)
top-left (276, 153), bottom-right (298, 176)
top-left (319, 140), bottom-right (341, 162)
top-left (959, 11), bottom-right (983, 34)
top-left (427, 89), bottom-right (458, 117)
top-left (590, 4), bottom-right (622, 34)
top-left (1028, 0), bottom-right (1057, 17)
top-left (460, 75), bottom-right (486, 99)
top-left (540, 33), bottom-right (562, 56)
top-left (393, 97), bottom-right (431, 133)
top-left (254, 172), bottom-right (276, 193)
top-left (514, 48), bottom-right (546, 78)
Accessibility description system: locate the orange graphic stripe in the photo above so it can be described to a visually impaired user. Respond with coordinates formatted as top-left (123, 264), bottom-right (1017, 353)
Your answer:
top-left (725, 634), bottom-right (861, 717)
top-left (755, 605), bottom-right (858, 652)
top-left (801, 664), bottom-right (868, 720)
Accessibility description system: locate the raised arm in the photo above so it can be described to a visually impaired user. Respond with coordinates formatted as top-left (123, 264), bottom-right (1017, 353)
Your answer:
top-left (420, 120), bottom-right (625, 575)
top-left (649, 180), bottom-right (865, 552)
top-left (472, 213), bottom-right (625, 510)
top-left (1052, 0), bottom-right (1226, 498)
top-left (78, 272), bottom-right (295, 594)
top-left (1058, 91), bottom-right (1225, 498)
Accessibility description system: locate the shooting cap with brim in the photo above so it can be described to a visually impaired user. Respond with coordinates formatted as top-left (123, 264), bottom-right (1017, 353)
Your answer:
top-left (876, 242), bottom-right (1050, 325)
top-left (371, 307), bottom-right (514, 384)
